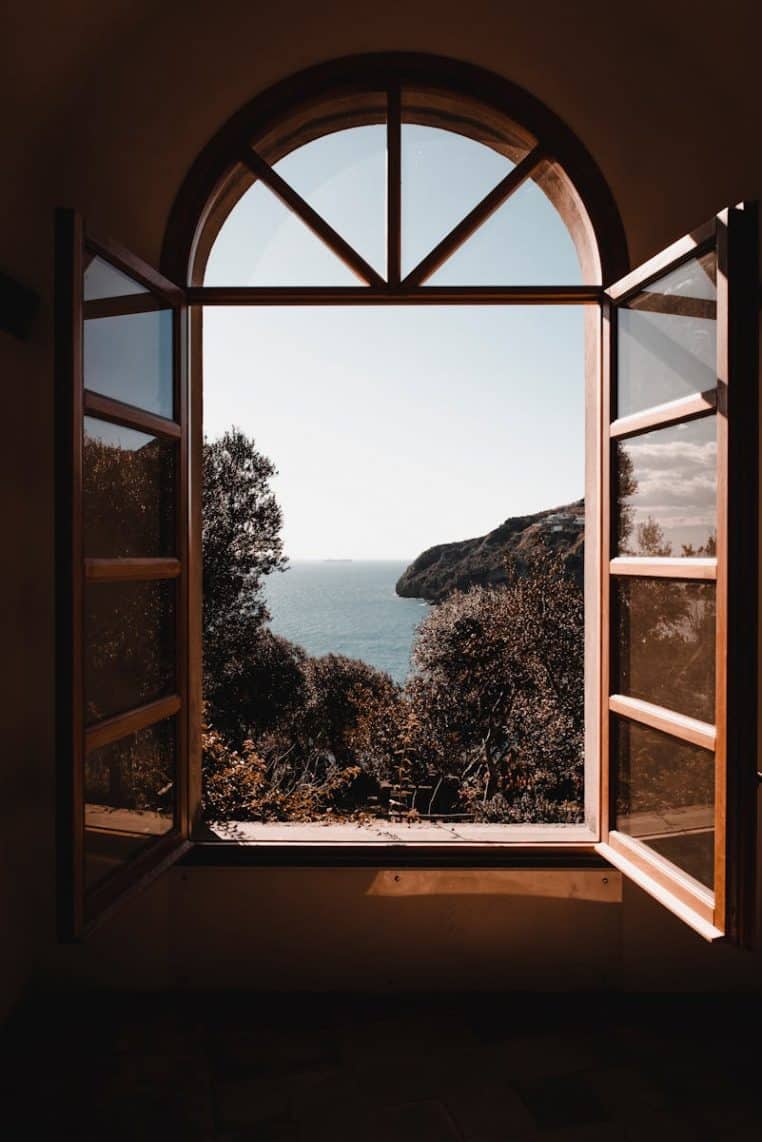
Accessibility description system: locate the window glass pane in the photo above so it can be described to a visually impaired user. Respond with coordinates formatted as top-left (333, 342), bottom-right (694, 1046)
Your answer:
top-left (428, 162), bottom-right (582, 286)
top-left (614, 579), bottom-right (715, 722)
top-left (274, 125), bottom-right (386, 278)
top-left (83, 254), bottom-right (174, 418)
top-left (85, 580), bottom-right (176, 724)
top-left (84, 255), bottom-right (147, 300)
top-left (83, 417), bottom-right (176, 557)
top-left (204, 178), bottom-right (357, 286)
top-left (616, 251), bottom-right (716, 418)
top-left (85, 717), bottom-right (175, 891)
top-left (613, 716), bottom-right (714, 890)
top-left (401, 124), bottom-right (514, 277)
top-left (615, 415), bottom-right (717, 557)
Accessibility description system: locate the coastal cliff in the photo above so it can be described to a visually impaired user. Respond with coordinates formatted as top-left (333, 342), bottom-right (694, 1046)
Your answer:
top-left (396, 500), bottom-right (584, 602)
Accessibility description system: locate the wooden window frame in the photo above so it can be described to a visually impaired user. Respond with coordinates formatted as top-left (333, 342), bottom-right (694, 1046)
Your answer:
top-left (596, 208), bottom-right (760, 943)
top-left (55, 212), bottom-right (192, 938)
top-left (56, 54), bottom-right (759, 947)
top-left (172, 59), bottom-right (616, 865)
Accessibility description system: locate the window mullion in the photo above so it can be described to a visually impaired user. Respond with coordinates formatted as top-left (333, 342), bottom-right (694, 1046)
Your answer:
top-left (387, 83), bottom-right (401, 286)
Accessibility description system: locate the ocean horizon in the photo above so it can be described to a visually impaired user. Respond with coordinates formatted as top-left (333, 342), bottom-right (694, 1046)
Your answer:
top-left (263, 559), bottom-right (428, 684)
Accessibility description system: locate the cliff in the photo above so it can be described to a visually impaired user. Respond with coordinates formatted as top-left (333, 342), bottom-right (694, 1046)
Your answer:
top-left (396, 500), bottom-right (585, 602)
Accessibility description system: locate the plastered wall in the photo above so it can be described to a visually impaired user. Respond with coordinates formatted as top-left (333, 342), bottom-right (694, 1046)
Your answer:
top-left (2, 0), bottom-right (762, 1017)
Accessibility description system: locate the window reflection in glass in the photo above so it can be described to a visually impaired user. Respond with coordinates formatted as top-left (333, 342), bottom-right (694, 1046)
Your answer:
top-left (85, 580), bottom-right (176, 724)
top-left (613, 716), bottom-right (714, 889)
top-left (617, 251), bottom-right (716, 419)
top-left (85, 717), bottom-right (175, 890)
top-left (614, 578), bottom-right (715, 723)
top-left (84, 254), bottom-right (174, 418)
top-left (83, 417), bottom-right (176, 557)
top-left (615, 416), bottom-right (717, 557)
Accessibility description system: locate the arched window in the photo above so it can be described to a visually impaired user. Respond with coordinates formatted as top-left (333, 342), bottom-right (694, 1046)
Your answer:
top-left (56, 55), bottom-right (758, 946)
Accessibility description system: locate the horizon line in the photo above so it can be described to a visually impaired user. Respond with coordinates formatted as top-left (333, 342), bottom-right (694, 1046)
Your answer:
top-left (283, 556), bottom-right (415, 563)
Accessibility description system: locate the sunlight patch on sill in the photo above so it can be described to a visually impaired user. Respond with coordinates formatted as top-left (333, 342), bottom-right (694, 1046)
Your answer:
top-left (366, 868), bottom-right (621, 902)
top-left (202, 819), bottom-right (598, 846)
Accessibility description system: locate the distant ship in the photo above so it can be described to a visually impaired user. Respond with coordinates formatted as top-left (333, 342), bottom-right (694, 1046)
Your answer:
top-left (323, 558), bottom-right (353, 563)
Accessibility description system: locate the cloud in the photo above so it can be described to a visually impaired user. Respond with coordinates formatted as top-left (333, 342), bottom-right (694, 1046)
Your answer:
top-left (630, 474), bottom-right (715, 508)
top-left (620, 433), bottom-right (716, 515)
top-left (625, 440), bottom-right (716, 464)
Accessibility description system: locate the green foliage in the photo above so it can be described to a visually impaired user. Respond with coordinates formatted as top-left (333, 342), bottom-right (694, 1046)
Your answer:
top-left (83, 431), bottom-right (174, 556)
top-left (352, 550), bottom-right (584, 823)
top-left (202, 428), bottom-right (289, 740)
top-left (203, 620), bottom-right (309, 747)
top-left (201, 549), bottom-right (585, 825)
top-left (300, 654), bottom-right (399, 764)
top-left (201, 709), bottom-right (368, 822)
top-left (203, 426), bottom-right (287, 642)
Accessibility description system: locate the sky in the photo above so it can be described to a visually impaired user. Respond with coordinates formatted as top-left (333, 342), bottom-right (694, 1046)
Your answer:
top-left (202, 125), bottom-right (587, 560)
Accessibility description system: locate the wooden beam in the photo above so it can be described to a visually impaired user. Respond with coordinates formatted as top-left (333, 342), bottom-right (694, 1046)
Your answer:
top-left (85, 694), bottom-right (182, 754)
top-left (609, 693), bottom-right (716, 751)
top-left (610, 557), bottom-right (717, 580)
top-left (387, 84), bottom-right (402, 286)
top-left (240, 148), bottom-right (385, 287)
top-left (85, 558), bottom-right (181, 582)
top-left (401, 147), bottom-right (546, 286)
top-left (55, 208), bottom-right (85, 940)
top-left (717, 203), bottom-right (759, 946)
top-left (84, 390), bottom-right (181, 439)
top-left (607, 224), bottom-right (716, 300)
top-left (84, 294), bottom-right (166, 320)
top-left (597, 837), bottom-right (721, 940)
top-left (85, 234), bottom-right (183, 305)
top-left (188, 284), bottom-right (601, 306)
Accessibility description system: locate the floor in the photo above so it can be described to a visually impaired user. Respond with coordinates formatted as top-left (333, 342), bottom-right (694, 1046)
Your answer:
top-left (1, 991), bottom-right (758, 1141)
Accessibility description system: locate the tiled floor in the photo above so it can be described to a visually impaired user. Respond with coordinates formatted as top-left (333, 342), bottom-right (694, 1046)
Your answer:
top-left (1, 992), bottom-right (759, 1140)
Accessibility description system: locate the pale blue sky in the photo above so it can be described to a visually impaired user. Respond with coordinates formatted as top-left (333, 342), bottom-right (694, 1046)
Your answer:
top-left (203, 126), bottom-right (585, 560)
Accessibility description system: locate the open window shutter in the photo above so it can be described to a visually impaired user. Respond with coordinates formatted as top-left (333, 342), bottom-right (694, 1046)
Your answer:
top-left (597, 205), bottom-right (759, 942)
top-left (55, 209), bottom-right (191, 939)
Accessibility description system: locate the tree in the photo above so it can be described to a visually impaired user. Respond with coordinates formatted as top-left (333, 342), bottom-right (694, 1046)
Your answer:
top-left (200, 650), bottom-right (397, 822)
top-left (202, 427), bottom-right (288, 641)
top-left (204, 622), bottom-right (309, 747)
top-left (355, 550), bottom-right (585, 823)
top-left (635, 516), bottom-right (673, 557)
top-left (202, 429), bottom-right (289, 736)
top-left (616, 446), bottom-right (638, 553)
top-left (301, 654), bottom-right (398, 764)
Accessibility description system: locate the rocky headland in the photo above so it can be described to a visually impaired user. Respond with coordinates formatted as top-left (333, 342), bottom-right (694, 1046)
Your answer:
top-left (395, 500), bottom-right (584, 602)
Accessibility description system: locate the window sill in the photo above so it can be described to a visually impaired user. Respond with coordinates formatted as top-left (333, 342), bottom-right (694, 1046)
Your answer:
top-left (184, 820), bottom-right (603, 868)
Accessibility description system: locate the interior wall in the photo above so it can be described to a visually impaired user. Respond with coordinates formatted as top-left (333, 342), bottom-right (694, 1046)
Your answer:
top-left (46, 868), bottom-right (624, 994)
top-left (2, 0), bottom-right (762, 1016)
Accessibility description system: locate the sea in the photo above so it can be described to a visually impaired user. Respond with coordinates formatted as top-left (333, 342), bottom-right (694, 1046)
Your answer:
top-left (263, 560), bottom-right (428, 685)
